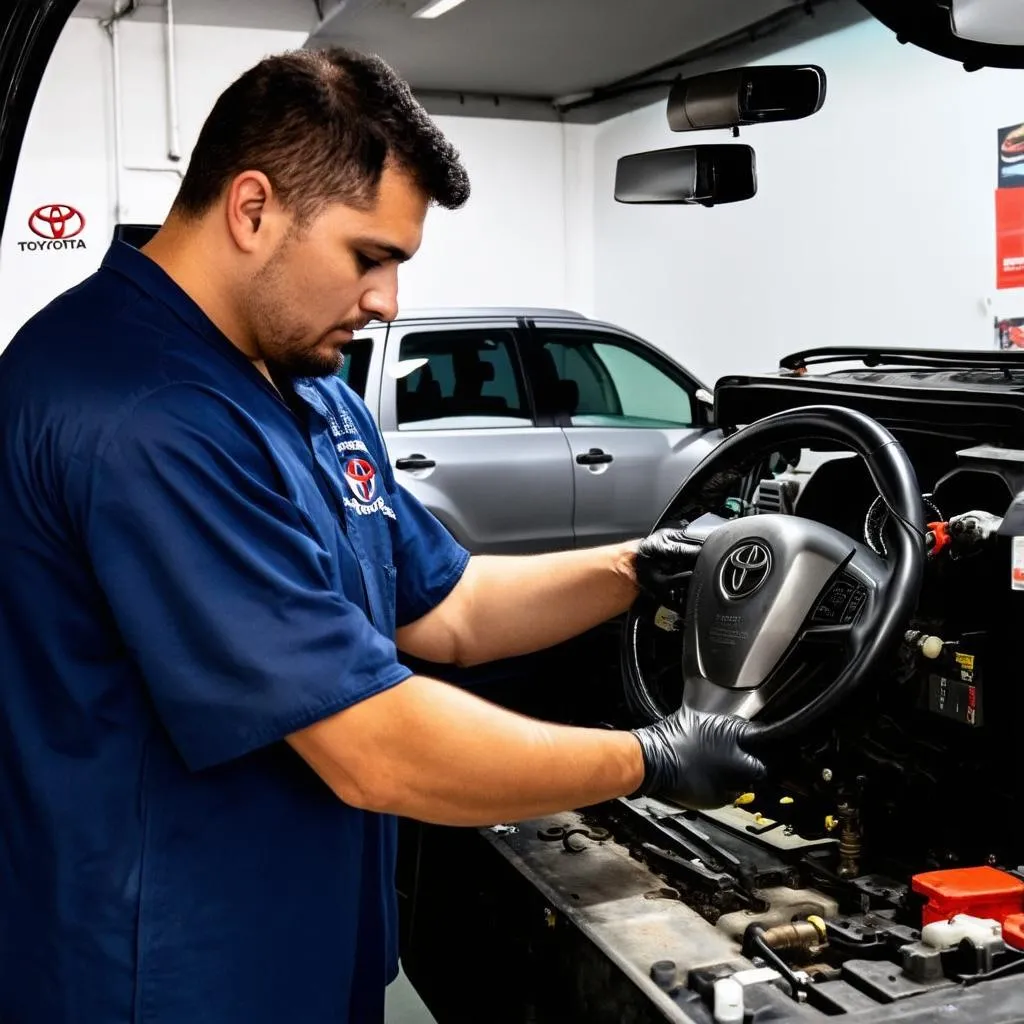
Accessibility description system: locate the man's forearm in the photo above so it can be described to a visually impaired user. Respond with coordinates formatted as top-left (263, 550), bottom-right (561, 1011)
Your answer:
top-left (446, 541), bottom-right (639, 666)
top-left (289, 674), bottom-right (644, 826)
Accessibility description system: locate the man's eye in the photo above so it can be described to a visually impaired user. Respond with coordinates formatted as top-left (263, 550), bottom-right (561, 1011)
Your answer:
top-left (356, 253), bottom-right (382, 271)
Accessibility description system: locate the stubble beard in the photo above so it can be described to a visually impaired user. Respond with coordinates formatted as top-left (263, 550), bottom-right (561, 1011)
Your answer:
top-left (246, 240), bottom-right (343, 380)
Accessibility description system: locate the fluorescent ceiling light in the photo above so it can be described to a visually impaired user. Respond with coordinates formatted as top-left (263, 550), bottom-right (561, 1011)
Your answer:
top-left (950, 0), bottom-right (1024, 44)
top-left (413, 0), bottom-right (469, 19)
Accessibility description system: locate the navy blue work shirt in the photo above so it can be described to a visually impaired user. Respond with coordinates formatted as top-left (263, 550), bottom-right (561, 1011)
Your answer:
top-left (0, 242), bottom-right (470, 1023)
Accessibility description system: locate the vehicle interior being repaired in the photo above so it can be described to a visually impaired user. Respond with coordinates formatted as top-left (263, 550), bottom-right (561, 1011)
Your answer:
top-left (403, 353), bottom-right (1024, 1024)
top-left (6, 2), bottom-right (1024, 1023)
top-left (393, 8), bottom-right (1024, 1023)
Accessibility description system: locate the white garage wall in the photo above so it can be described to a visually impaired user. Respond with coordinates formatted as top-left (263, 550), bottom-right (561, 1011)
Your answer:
top-left (0, 16), bottom-right (582, 349)
top-left (11, 15), bottom-right (1024, 378)
top-left (395, 116), bottom-right (579, 313)
top-left (589, 18), bottom-right (1024, 390)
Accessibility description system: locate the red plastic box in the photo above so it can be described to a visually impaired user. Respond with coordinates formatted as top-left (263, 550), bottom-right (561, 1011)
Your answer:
top-left (1003, 914), bottom-right (1024, 950)
top-left (912, 867), bottom-right (1024, 926)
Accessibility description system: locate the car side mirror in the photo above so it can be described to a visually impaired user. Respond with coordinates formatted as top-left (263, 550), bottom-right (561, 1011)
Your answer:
top-left (614, 145), bottom-right (756, 207)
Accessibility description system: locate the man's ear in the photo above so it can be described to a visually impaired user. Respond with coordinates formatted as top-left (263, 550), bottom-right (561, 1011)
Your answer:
top-left (225, 171), bottom-right (279, 254)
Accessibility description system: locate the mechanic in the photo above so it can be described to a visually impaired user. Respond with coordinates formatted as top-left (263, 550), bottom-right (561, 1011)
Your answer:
top-left (0, 48), bottom-right (763, 1024)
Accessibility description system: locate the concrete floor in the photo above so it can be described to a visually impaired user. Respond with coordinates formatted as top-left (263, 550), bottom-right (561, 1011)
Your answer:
top-left (386, 967), bottom-right (437, 1024)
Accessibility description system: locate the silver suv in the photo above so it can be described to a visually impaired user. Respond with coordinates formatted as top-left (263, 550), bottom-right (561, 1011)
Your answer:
top-left (340, 308), bottom-right (721, 553)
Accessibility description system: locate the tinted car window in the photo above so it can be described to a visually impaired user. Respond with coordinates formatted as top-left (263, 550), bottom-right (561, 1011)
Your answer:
top-left (336, 337), bottom-right (373, 398)
top-left (396, 329), bottom-right (531, 430)
top-left (540, 330), bottom-right (693, 428)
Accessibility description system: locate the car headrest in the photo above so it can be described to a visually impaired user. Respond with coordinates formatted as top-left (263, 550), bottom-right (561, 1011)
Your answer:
top-left (556, 379), bottom-right (579, 415)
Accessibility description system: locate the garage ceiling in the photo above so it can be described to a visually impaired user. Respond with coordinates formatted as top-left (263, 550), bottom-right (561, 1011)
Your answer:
top-left (73, 0), bottom-right (868, 122)
top-left (307, 0), bottom-right (868, 121)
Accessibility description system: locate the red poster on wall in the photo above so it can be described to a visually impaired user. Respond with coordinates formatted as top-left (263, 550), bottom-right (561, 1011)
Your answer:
top-left (996, 187), bottom-right (1024, 289)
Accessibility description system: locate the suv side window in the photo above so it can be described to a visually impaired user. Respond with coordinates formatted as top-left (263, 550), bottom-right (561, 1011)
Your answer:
top-left (335, 337), bottom-right (373, 398)
top-left (538, 330), bottom-right (694, 427)
top-left (396, 329), bottom-right (531, 430)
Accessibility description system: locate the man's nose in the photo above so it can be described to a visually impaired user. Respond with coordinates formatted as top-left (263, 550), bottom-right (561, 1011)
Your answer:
top-left (361, 268), bottom-right (399, 324)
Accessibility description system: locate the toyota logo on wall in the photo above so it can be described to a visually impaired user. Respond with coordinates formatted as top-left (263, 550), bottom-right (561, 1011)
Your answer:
top-left (719, 542), bottom-right (772, 599)
top-left (18, 204), bottom-right (88, 253)
top-left (29, 204), bottom-right (85, 240)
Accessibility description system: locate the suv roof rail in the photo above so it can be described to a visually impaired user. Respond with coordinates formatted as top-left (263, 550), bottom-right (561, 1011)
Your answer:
top-left (370, 306), bottom-right (587, 323)
top-left (780, 346), bottom-right (1024, 372)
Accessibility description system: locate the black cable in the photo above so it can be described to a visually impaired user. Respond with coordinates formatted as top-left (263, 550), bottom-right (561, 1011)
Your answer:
top-left (878, 496), bottom-right (929, 547)
top-left (749, 933), bottom-right (803, 990)
top-left (956, 955), bottom-right (1024, 987)
top-left (745, 930), bottom-right (835, 1013)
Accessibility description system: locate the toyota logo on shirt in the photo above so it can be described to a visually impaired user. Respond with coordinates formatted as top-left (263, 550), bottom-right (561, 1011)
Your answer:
top-left (343, 458), bottom-right (377, 504)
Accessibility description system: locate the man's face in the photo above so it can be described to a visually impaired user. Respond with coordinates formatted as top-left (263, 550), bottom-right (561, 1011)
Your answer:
top-left (243, 165), bottom-right (428, 378)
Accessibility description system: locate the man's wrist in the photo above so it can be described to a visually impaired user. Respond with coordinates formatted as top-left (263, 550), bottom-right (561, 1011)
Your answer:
top-left (613, 539), bottom-right (641, 590)
top-left (616, 730), bottom-right (646, 798)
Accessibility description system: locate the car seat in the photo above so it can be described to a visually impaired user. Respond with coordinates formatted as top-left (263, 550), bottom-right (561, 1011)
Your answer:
top-left (533, 347), bottom-right (579, 419)
top-left (397, 363), bottom-right (444, 423)
top-left (448, 350), bottom-right (510, 416)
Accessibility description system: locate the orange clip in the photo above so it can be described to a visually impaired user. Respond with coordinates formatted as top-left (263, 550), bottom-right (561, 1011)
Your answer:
top-left (927, 521), bottom-right (951, 556)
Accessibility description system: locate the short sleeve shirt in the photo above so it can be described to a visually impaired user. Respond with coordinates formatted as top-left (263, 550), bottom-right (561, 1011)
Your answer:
top-left (0, 242), bottom-right (469, 1023)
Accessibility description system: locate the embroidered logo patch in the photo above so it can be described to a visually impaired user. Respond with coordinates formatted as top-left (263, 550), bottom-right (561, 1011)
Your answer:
top-left (343, 458), bottom-right (377, 504)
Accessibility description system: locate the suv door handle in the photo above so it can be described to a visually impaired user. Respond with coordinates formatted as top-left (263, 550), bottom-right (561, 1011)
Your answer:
top-left (576, 448), bottom-right (613, 466)
top-left (395, 455), bottom-right (436, 471)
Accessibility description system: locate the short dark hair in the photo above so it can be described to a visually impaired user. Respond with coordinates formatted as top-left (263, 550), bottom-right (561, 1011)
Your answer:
top-left (172, 48), bottom-right (470, 221)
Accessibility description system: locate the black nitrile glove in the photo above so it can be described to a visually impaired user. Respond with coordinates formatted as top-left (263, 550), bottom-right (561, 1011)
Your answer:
top-left (631, 707), bottom-right (766, 810)
top-left (635, 523), bottom-right (701, 611)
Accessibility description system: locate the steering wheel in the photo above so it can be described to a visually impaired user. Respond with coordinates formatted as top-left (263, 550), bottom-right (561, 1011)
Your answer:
top-left (623, 406), bottom-right (926, 746)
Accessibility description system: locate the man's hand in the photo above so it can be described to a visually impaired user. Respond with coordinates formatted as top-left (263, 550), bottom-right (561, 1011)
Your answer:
top-left (631, 707), bottom-right (765, 809)
top-left (635, 523), bottom-right (701, 610)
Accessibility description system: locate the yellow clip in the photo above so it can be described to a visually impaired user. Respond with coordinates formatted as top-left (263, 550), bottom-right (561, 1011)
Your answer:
top-left (825, 815), bottom-right (837, 832)
top-left (780, 796), bottom-right (795, 806)
top-left (734, 793), bottom-right (756, 806)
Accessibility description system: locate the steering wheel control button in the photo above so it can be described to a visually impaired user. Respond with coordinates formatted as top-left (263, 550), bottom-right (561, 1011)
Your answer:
top-left (811, 578), bottom-right (854, 624)
top-left (809, 574), bottom-right (868, 626)
top-left (718, 542), bottom-right (773, 600)
top-left (841, 586), bottom-right (868, 624)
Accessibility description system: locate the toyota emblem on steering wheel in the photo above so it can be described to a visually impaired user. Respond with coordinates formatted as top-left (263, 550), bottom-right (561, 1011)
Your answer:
top-left (720, 542), bottom-right (772, 599)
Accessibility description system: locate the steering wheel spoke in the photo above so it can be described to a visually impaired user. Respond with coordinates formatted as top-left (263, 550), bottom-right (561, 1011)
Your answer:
top-left (799, 549), bottom-right (882, 648)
